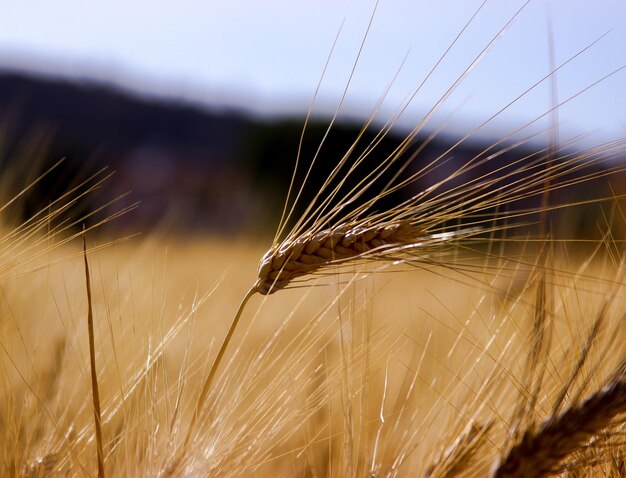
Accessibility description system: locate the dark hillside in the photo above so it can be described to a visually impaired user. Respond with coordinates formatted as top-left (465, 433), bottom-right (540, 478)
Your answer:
top-left (0, 70), bottom-right (621, 237)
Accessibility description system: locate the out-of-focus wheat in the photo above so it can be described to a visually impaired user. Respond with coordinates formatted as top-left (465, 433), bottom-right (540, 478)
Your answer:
top-left (493, 368), bottom-right (626, 478)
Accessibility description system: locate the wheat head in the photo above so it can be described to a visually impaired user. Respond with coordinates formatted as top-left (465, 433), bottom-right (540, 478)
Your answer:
top-left (255, 220), bottom-right (474, 294)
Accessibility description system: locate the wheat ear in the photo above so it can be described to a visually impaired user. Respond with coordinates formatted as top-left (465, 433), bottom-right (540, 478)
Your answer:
top-left (492, 371), bottom-right (626, 478)
top-left (255, 220), bottom-right (472, 294)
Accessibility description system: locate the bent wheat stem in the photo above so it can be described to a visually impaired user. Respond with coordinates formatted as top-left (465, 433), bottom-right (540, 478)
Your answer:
top-left (182, 286), bottom-right (256, 449)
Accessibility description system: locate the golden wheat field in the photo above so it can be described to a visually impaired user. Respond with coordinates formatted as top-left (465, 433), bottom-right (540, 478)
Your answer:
top-left (2, 224), bottom-right (626, 477)
top-left (1, 172), bottom-right (626, 477)
top-left (2, 2), bottom-right (626, 477)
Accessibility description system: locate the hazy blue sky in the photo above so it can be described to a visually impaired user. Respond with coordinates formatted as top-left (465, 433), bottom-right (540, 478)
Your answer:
top-left (0, 0), bottom-right (624, 143)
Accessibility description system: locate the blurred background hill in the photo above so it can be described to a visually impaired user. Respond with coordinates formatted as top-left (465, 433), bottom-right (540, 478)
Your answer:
top-left (0, 69), bottom-right (624, 238)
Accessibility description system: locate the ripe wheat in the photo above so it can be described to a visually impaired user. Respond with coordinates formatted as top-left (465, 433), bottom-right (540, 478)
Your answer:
top-left (256, 220), bottom-right (465, 294)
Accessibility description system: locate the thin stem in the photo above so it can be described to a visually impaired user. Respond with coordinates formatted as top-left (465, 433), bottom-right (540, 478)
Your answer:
top-left (182, 287), bottom-right (256, 449)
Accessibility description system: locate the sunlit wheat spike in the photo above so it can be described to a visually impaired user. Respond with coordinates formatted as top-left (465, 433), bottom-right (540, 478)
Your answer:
top-left (254, 134), bottom-right (625, 295)
top-left (256, 220), bottom-right (421, 294)
top-left (256, 220), bottom-right (476, 294)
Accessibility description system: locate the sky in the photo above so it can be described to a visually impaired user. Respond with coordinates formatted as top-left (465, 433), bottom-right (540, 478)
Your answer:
top-left (0, 0), bottom-right (625, 144)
